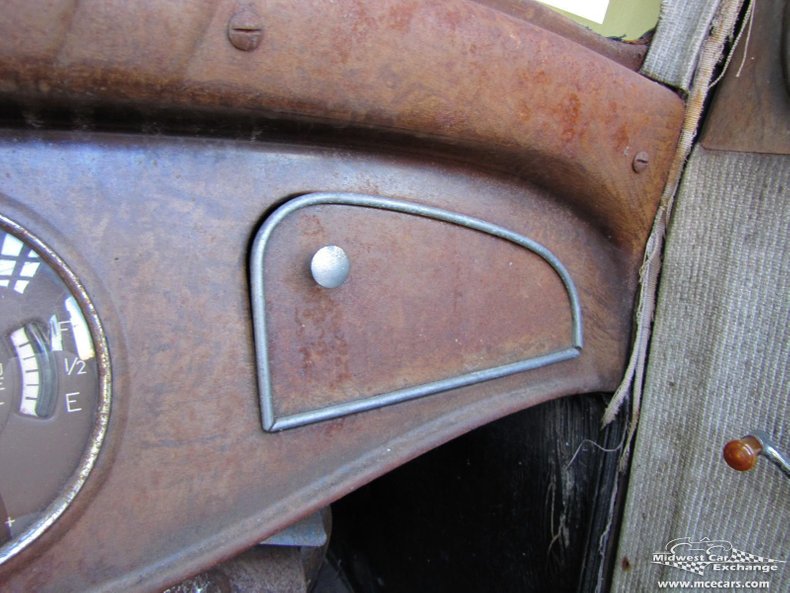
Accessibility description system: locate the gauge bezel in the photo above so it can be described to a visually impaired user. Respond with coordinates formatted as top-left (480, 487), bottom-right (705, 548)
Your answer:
top-left (0, 213), bottom-right (112, 565)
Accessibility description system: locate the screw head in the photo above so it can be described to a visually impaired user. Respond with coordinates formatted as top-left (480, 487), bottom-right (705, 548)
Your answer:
top-left (632, 151), bottom-right (650, 173)
top-left (228, 6), bottom-right (263, 51)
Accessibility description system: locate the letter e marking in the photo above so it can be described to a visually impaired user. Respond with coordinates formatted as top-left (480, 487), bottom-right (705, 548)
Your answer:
top-left (65, 392), bottom-right (82, 413)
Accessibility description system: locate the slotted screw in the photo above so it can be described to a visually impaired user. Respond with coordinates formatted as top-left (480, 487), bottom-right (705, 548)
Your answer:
top-left (632, 151), bottom-right (650, 173)
top-left (228, 6), bottom-right (263, 51)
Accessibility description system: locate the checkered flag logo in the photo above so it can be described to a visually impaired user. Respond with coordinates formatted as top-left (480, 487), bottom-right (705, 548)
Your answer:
top-left (727, 548), bottom-right (769, 563)
top-left (652, 539), bottom-right (786, 576)
top-left (659, 558), bottom-right (709, 576)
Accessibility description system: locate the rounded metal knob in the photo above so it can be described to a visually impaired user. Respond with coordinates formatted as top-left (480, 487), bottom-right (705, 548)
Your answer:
top-left (723, 436), bottom-right (763, 472)
top-left (310, 246), bottom-right (350, 288)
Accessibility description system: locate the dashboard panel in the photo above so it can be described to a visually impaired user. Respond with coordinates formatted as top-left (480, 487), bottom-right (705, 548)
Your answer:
top-left (0, 132), bottom-right (653, 591)
top-left (0, 1), bottom-right (686, 590)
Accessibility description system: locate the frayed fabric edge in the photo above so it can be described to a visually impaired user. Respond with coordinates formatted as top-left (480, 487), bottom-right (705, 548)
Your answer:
top-left (601, 0), bottom-right (751, 469)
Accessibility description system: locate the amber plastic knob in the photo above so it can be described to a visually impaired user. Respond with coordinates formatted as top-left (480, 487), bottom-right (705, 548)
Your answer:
top-left (723, 436), bottom-right (763, 471)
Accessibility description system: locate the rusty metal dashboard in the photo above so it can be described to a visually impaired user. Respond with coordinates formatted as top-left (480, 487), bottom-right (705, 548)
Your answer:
top-left (0, 1), bottom-right (684, 591)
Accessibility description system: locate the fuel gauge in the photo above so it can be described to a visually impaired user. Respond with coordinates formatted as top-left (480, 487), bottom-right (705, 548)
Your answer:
top-left (0, 215), bottom-right (110, 564)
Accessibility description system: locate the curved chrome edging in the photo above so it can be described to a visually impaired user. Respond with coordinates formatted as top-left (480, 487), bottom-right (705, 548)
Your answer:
top-left (250, 193), bottom-right (582, 432)
top-left (0, 214), bottom-right (112, 565)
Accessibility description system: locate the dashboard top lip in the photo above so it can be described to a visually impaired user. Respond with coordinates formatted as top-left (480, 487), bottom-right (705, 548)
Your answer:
top-left (0, 0), bottom-right (684, 253)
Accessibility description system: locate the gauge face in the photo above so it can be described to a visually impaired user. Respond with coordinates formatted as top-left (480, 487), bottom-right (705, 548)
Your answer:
top-left (0, 217), bottom-right (110, 563)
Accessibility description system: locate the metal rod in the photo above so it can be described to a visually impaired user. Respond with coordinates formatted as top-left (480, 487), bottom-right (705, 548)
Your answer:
top-left (250, 192), bottom-right (584, 432)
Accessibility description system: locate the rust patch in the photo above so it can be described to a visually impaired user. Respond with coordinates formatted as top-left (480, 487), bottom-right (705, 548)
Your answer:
top-left (387, 2), bottom-right (417, 33)
top-left (558, 93), bottom-right (581, 143)
top-left (613, 124), bottom-right (630, 155)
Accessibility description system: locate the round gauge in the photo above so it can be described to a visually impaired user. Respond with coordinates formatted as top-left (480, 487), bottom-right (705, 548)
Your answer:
top-left (0, 215), bottom-right (110, 564)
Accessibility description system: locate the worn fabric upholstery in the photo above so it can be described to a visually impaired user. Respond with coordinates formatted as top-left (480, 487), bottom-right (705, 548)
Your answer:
top-left (611, 147), bottom-right (790, 591)
top-left (642, 0), bottom-right (723, 91)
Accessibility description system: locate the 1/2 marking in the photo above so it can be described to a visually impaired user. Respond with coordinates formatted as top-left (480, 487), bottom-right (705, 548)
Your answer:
top-left (64, 357), bottom-right (87, 376)
top-left (0, 361), bottom-right (4, 391)
top-left (65, 392), bottom-right (82, 413)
